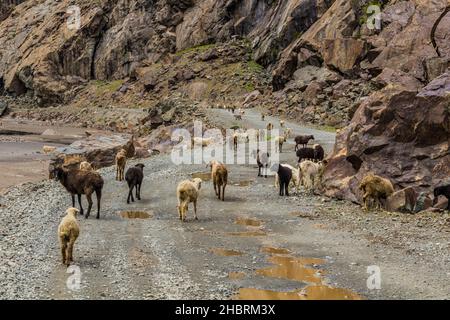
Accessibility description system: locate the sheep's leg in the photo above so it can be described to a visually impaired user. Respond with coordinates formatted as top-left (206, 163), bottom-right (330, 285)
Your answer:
top-left (279, 183), bottom-right (284, 196)
top-left (127, 185), bottom-right (135, 204)
top-left (137, 183), bottom-right (141, 200)
top-left (193, 200), bottom-right (198, 220)
top-left (77, 194), bottom-right (84, 216)
top-left (96, 189), bottom-right (101, 219)
top-left (222, 185), bottom-right (226, 201)
top-left (135, 183), bottom-right (140, 200)
top-left (258, 165), bottom-right (261, 177)
top-left (285, 182), bottom-right (290, 197)
top-left (71, 194), bottom-right (75, 208)
top-left (67, 239), bottom-right (76, 264)
top-left (86, 193), bottom-right (93, 219)
top-left (213, 180), bottom-right (218, 197)
top-left (264, 165), bottom-right (268, 178)
top-left (61, 242), bottom-right (67, 265)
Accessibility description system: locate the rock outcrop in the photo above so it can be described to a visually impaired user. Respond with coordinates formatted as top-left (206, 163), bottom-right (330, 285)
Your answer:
top-left (322, 73), bottom-right (450, 203)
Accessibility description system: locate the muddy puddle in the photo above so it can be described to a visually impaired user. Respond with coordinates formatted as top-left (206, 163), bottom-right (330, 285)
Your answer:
top-left (229, 272), bottom-right (246, 280)
top-left (227, 230), bottom-right (267, 237)
top-left (235, 217), bottom-right (262, 227)
top-left (120, 211), bottom-right (153, 219)
top-left (235, 285), bottom-right (362, 300)
top-left (261, 247), bottom-right (291, 255)
top-left (256, 255), bottom-right (324, 284)
top-left (191, 172), bottom-right (211, 181)
top-left (210, 248), bottom-right (244, 257)
top-left (234, 249), bottom-right (362, 300)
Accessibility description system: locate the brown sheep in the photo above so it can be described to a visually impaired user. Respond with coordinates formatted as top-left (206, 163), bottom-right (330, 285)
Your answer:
top-left (177, 178), bottom-right (202, 222)
top-left (115, 149), bottom-right (127, 181)
top-left (208, 160), bottom-right (228, 201)
top-left (359, 173), bottom-right (395, 211)
top-left (58, 207), bottom-right (80, 266)
top-left (53, 167), bottom-right (104, 219)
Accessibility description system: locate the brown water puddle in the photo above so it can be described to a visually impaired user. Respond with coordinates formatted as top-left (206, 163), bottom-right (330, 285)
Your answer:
top-left (191, 172), bottom-right (211, 181)
top-left (235, 217), bottom-right (262, 227)
top-left (231, 180), bottom-right (254, 187)
top-left (210, 248), bottom-right (244, 257)
top-left (256, 255), bottom-right (324, 284)
top-left (229, 272), bottom-right (246, 280)
top-left (261, 247), bottom-right (291, 255)
top-left (120, 211), bottom-right (153, 219)
top-left (235, 285), bottom-right (362, 300)
top-left (228, 230), bottom-right (267, 237)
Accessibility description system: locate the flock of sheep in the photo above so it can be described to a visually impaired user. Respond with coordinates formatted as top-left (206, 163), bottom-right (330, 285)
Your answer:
top-left (53, 110), bottom-right (449, 267)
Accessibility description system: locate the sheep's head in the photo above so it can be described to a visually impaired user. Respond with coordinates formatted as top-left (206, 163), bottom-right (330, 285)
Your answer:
top-left (192, 178), bottom-right (202, 190)
top-left (66, 207), bottom-right (80, 217)
top-left (52, 166), bottom-right (66, 181)
top-left (135, 163), bottom-right (145, 171)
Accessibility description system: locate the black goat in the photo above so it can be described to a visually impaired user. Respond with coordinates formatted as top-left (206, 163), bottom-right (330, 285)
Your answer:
top-left (313, 144), bottom-right (325, 162)
top-left (272, 164), bottom-right (292, 196)
top-left (296, 147), bottom-right (315, 163)
top-left (125, 164), bottom-right (145, 204)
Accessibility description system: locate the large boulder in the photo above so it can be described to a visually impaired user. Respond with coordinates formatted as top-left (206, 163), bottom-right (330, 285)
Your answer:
top-left (322, 72), bottom-right (450, 204)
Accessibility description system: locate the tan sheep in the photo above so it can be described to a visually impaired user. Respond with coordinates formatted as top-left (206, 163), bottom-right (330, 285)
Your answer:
top-left (284, 128), bottom-right (293, 138)
top-left (79, 161), bottom-right (94, 172)
top-left (359, 173), bottom-right (395, 211)
top-left (58, 207), bottom-right (80, 266)
top-left (192, 137), bottom-right (214, 148)
top-left (266, 123), bottom-right (274, 131)
top-left (275, 164), bottom-right (300, 193)
top-left (274, 135), bottom-right (287, 153)
top-left (177, 178), bottom-right (202, 222)
top-left (299, 160), bottom-right (326, 193)
top-left (208, 160), bottom-right (228, 201)
top-left (280, 120), bottom-right (285, 128)
top-left (115, 149), bottom-right (127, 181)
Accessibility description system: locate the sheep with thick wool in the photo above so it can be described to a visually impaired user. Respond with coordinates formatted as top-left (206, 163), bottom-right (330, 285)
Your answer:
top-left (58, 207), bottom-right (80, 266)
top-left (208, 160), bottom-right (228, 201)
top-left (177, 178), bottom-right (202, 222)
top-left (299, 160), bottom-right (326, 193)
top-left (359, 173), bottom-right (395, 211)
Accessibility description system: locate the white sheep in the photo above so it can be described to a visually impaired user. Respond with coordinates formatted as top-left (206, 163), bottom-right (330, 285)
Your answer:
top-left (299, 160), bottom-right (326, 193)
top-left (275, 164), bottom-right (301, 193)
top-left (58, 207), bottom-right (80, 266)
top-left (177, 178), bottom-right (202, 221)
top-left (274, 135), bottom-right (287, 153)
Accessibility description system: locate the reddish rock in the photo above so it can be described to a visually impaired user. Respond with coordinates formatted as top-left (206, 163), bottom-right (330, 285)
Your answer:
top-left (386, 187), bottom-right (417, 213)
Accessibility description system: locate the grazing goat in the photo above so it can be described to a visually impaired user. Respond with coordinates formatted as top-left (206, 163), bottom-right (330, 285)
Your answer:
top-left (359, 174), bottom-right (395, 211)
top-left (125, 164), bottom-right (145, 204)
top-left (79, 161), bottom-right (94, 172)
top-left (434, 185), bottom-right (450, 210)
top-left (280, 120), bottom-right (285, 128)
top-left (208, 160), bottom-right (228, 201)
top-left (58, 207), bottom-right (80, 266)
top-left (295, 135), bottom-right (314, 151)
top-left (177, 178), bottom-right (202, 222)
top-left (115, 149), bottom-right (127, 181)
top-left (275, 164), bottom-right (300, 193)
top-left (271, 164), bottom-right (292, 196)
top-left (299, 160), bottom-right (326, 193)
top-left (54, 167), bottom-right (104, 219)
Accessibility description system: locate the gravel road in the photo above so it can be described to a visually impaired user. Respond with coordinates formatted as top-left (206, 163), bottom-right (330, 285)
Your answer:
top-left (0, 109), bottom-right (449, 300)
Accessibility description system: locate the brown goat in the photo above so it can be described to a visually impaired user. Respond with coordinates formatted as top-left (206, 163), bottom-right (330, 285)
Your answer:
top-left (54, 167), bottom-right (104, 219)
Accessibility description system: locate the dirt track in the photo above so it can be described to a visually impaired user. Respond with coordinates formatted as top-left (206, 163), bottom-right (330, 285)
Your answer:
top-left (0, 109), bottom-right (449, 300)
